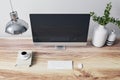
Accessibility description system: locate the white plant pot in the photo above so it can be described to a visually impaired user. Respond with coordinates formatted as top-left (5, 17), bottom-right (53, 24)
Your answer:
top-left (92, 25), bottom-right (108, 47)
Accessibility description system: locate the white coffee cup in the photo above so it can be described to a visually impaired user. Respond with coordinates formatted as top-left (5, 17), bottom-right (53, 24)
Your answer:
top-left (20, 51), bottom-right (31, 60)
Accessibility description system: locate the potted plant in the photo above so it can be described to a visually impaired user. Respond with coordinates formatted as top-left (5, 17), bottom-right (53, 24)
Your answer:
top-left (90, 2), bottom-right (120, 47)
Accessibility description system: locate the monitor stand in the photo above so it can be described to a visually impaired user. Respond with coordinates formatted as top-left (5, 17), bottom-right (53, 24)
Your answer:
top-left (55, 45), bottom-right (66, 50)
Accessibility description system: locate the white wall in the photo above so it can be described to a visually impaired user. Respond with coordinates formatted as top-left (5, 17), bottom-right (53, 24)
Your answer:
top-left (0, 0), bottom-right (120, 39)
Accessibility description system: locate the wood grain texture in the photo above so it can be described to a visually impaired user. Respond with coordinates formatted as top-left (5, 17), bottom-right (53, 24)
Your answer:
top-left (0, 38), bottom-right (120, 80)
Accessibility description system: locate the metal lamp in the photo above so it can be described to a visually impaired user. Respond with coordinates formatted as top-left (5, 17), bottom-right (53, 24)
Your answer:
top-left (5, 0), bottom-right (29, 35)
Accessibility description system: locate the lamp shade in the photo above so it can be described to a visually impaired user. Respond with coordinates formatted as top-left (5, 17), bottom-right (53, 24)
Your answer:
top-left (5, 11), bottom-right (29, 35)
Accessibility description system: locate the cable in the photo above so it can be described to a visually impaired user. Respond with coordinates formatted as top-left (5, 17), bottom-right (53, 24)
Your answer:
top-left (9, 0), bottom-right (14, 12)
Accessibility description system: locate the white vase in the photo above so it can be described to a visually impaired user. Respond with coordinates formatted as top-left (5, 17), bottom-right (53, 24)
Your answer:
top-left (106, 29), bottom-right (116, 46)
top-left (92, 25), bottom-right (108, 47)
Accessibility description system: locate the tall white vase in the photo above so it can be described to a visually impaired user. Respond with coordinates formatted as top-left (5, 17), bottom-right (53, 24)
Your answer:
top-left (92, 25), bottom-right (108, 47)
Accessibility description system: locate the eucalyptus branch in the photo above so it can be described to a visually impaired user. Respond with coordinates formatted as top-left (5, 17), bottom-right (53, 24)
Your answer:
top-left (90, 2), bottom-right (120, 28)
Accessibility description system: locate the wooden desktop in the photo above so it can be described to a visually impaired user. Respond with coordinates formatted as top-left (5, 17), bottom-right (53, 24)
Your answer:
top-left (0, 38), bottom-right (120, 80)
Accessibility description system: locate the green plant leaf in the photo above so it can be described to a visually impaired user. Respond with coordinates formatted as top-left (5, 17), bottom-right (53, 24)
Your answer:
top-left (90, 2), bottom-right (120, 27)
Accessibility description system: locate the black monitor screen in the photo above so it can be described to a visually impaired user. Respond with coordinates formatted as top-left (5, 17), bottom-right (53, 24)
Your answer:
top-left (30, 14), bottom-right (90, 42)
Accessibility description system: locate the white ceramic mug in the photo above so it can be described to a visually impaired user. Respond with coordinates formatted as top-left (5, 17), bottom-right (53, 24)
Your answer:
top-left (20, 51), bottom-right (31, 60)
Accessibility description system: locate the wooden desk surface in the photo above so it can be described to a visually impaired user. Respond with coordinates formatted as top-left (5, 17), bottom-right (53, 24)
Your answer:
top-left (0, 38), bottom-right (120, 80)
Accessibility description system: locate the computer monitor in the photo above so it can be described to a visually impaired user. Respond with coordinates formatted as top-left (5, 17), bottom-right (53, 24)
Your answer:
top-left (30, 14), bottom-right (90, 47)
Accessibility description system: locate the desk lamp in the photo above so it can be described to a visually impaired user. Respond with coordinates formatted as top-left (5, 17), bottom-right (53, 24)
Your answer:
top-left (5, 0), bottom-right (29, 35)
